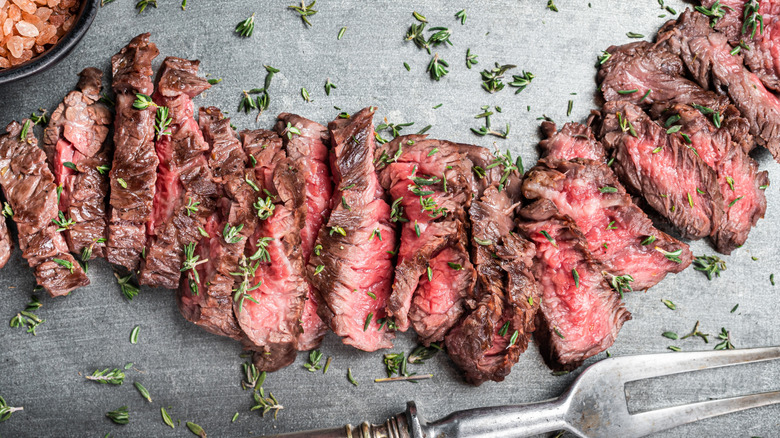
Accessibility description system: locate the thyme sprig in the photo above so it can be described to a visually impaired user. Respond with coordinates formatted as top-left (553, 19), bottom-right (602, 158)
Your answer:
top-left (155, 106), bottom-right (173, 140)
top-left (242, 361), bottom-right (266, 390)
top-left (231, 256), bottom-right (261, 313)
top-left (223, 223), bottom-right (245, 244)
top-left (466, 48), bottom-right (478, 69)
top-left (181, 242), bottom-right (208, 290)
top-left (427, 54), bottom-right (449, 81)
top-left (250, 237), bottom-right (273, 263)
top-left (681, 321), bottom-right (709, 343)
top-left (52, 211), bottom-right (75, 231)
top-left (86, 368), bottom-right (125, 385)
top-left (1, 202), bottom-right (12, 218)
top-left (607, 273), bottom-right (634, 299)
top-left (693, 255), bottom-right (726, 280)
top-left (714, 327), bottom-right (735, 350)
top-left (324, 78), bottom-right (336, 96)
top-left (235, 13), bottom-right (255, 37)
top-left (9, 296), bottom-right (45, 335)
top-left (106, 406), bottom-right (129, 425)
top-left (288, 1), bottom-right (317, 27)
top-left (408, 344), bottom-right (441, 364)
top-left (695, 1), bottom-right (729, 28)
top-left (471, 105), bottom-right (509, 139)
top-left (184, 198), bottom-right (200, 216)
top-left (656, 247), bottom-right (683, 263)
top-left (0, 396), bottom-right (23, 422)
top-left (303, 350), bottom-right (324, 372)
top-left (251, 388), bottom-right (283, 419)
top-left (135, 0), bottom-right (156, 13)
top-left (115, 272), bottom-right (139, 300)
top-left (480, 63), bottom-right (516, 93)
top-left (742, 0), bottom-right (763, 39)
top-left (487, 149), bottom-right (519, 191)
top-left (509, 71), bottom-right (535, 94)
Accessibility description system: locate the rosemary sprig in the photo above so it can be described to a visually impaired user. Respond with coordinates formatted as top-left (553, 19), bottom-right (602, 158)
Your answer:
top-left (288, 1), bottom-right (317, 26)
top-left (9, 296), bottom-right (45, 335)
top-left (30, 109), bottom-right (47, 125)
top-left (693, 255), bottom-right (726, 280)
top-left (695, 0), bottom-right (729, 28)
top-left (249, 237), bottom-right (273, 263)
top-left (106, 406), bottom-right (129, 425)
top-left (52, 211), bottom-right (75, 232)
top-left (251, 388), bottom-right (283, 419)
top-left (181, 242), bottom-right (208, 288)
top-left (303, 350), bottom-right (323, 372)
top-left (455, 9), bottom-right (466, 24)
top-left (384, 352), bottom-right (408, 378)
top-left (223, 223), bottom-right (245, 244)
top-left (656, 247), bottom-right (683, 263)
top-left (115, 272), bottom-right (139, 300)
top-left (742, 0), bottom-right (763, 39)
top-left (86, 368), bottom-right (125, 385)
top-left (155, 106), bottom-right (173, 140)
top-left (242, 361), bottom-right (265, 390)
top-left (408, 344), bottom-right (441, 364)
top-left (608, 273), bottom-right (634, 299)
top-left (0, 396), bottom-right (23, 422)
top-left (427, 54), bottom-right (449, 81)
top-left (235, 13), bottom-right (255, 37)
top-left (253, 195), bottom-right (276, 221)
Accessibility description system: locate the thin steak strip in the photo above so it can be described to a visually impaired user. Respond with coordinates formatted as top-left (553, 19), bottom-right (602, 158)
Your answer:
top-left (140, 57), bottom-right (216, 289)
top-left (376, 135), bottom-right (476, 345)
top-left (518, 203), bottom-right (631, 370)
top-left (599, 101), bottom-right (724, 241)
top-left (0, 121), bottom-right (89, 296)
top-left (0, 212), bottom-right (9, 269)
top-left (107, 33), bottom-right (160, 270)
top-left (659, 10), bottom-right (780, 162)
top-left (177, 108), bottom-right (248, 340)
top-left (43, 67), bottom-right (111, 261)
top-left (308, 107), bottom-right (397, 351)
top-left (539, 121), bottom-right (607, 162)
top-left (446, 187), bottom-right (541, 385)
top-left (274, 113), bottom-right (332, 351)
top-left (233, 129), bottom-right (308, 372)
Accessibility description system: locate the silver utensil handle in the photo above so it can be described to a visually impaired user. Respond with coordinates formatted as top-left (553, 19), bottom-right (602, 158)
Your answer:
top-left (263, 411), bottom-right (411, 438)
top-left (414, 400), bottom-right (569, 438)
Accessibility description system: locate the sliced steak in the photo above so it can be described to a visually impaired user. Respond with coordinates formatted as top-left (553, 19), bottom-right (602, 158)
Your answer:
top-left (274, 113), bottom-right (332, 351)
top-left (446, 187), bottom-right (541, 385)
top-left (43, 67), bottom-right (111, 261)
top-left (376, 136), bottom-right (476, 345)
top-left (139, 57), bottom-right (216, 289)
top-left (599, 101), bottom-right (724, 240)
top-left (0, 121), bottom-right (89, 296)
top-left (0, 211), bottom-right (11, 269)
top-left (659, 10), bottom-right (780, 161)
top-left (523, 158), bottom-right (692, 290)
top-left (177, 109), bottom-right (248, 340)
top-left (598, 40), bottom-right (730, 111)
top-left (518, 203), bottom-right (631, 370)
top-left (107, 33), bottom-right (160, 270)
top-left (539, 121), bottom-right (607, 162)
top-left (657, 104), bottom-right (769, 253)
top-left (308, 107), bottom-right (397, 351)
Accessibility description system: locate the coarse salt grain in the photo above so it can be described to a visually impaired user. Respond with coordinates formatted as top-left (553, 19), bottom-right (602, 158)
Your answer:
top-left (0, 0), bottom-right (80, 69)
top-left (15, 21), bottom-right (39, 37)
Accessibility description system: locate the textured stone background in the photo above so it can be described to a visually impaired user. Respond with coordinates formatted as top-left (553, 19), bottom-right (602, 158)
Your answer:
top-left (1, 0), bottom-right (779, 437)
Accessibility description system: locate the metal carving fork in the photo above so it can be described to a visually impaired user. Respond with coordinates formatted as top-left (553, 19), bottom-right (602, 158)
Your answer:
top-left (265, 346), bottom-right (780, 438)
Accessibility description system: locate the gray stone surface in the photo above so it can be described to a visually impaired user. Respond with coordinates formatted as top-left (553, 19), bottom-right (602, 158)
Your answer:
top-left (1, 0), bottom-right (779, 437)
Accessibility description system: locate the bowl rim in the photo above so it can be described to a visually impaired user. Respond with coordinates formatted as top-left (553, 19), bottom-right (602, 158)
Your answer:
top-left (0, 0), bottom-right (100, 86)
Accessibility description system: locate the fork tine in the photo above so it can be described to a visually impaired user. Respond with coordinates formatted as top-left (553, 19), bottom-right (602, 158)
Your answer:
top-left (626, 390), bottom-right (780, 437)
top-left (604, 346), bottom-right (780, 383)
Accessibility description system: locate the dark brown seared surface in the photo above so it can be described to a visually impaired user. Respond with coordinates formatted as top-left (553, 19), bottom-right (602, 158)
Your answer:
top-left (659, 10), bottom-right (780, 162)
top-left (446, 187), bottom-right (540, 385)
top-left (0, 121), bottom-right (89, 296)
top-left (518, 203), bottom-right (631, 370)
top-left (599, 100), bottom-right (724, 240)
top-left (523, 158), bottom-right (692, 290)
top-left (307, 107), bottom-right (397, 351)
top-left (139, 57), bottom-right (216, 289)
top-left (274, 113), bottom-right (333, 352)
top-left (107, 33), bottom-right (160, 270)
top-left (539, 121), bottom-right (607, 162)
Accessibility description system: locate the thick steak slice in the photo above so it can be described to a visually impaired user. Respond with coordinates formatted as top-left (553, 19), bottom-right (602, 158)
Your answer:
top-left (140, 57), bottom-right (216, 289)
top-left (658, 104), bottom-right (769, 253)
top-left (236, 148), bottom-right (308, 372)
top-left (107, 33), bottom-right (160, 270)
top-left (598, 41), bottom-right (730, 111)
top-left (308, 107), bottom-right (397, 351)
top-left (376, 136), bottom-right (476, 344)
top-left (539, 121), bottom-right (607, 162)
top-left (0, 121), bottom-right (89, 295)
top-left (274, 113), bottom-right (332, 351)
top-left (43, 67), bottom-right (111, 261)
top-left (446, 187), bottom-right (541, 385)
top-left (177, 109), bottom-right (248, 340)
top-left (518, 203), bottom-right (631, 370)
top-left (659, 10), bottom-right (780, 162)
top-left (599, 101), bottom-right (724, 240)
top-left (524, 158), bottom-right (692, 290)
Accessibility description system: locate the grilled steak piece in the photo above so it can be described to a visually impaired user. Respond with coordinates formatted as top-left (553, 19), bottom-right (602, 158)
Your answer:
top-left (0, 121), bottom-right (89, 296)
top-left (656, 104), bottom-right (769, 253)
top-left (659, 10), bottom-right (780, 162)
top-left (107, 33), bottom-right (160, 270)
top-left (518, 203), bottom-right (631, 370)
top-left (599, 101), bottom-right (724, 240)
top-left (177, 109), bottom-right (248, 340)
top-left (698, 0), bottom-right (780, 92)
top-left (43, 67), bottom-right (111, 261)
top-left (539, 121), bottom-right (607, 162)
top-left (139, 57), bottom-right (216, 289)
top-left (274, 113), bottom-right (332, 351)
top-left (376, 136), bottom-right (476, 345)
top-left (308, 107), bottom-right (397, 351)
top-left (524, 158), bottom-right (692, 290)
top-left (446, 187), bottom-right (541, 385)
top-left (598, 41), bottom-right (730, 111)
top-left (0, 212), bottom-right (11, 269)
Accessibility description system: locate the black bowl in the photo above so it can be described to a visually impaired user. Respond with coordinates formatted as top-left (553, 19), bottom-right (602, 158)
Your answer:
top-left (0, 0), bottom-right (100, 86)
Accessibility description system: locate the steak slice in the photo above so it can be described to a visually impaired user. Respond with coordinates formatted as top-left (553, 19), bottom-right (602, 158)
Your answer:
top-left (139, 57), bottom-right (216, 289)
top-left (539, 121), bottom-right (607, 162)
top-left (0, 209), bottom-right (11, 269)
top-left (659, 10), bottom-right (780, 161)
top-left (698, 0), bottom-right (780, 92)
top-left (518, 202), bottom-right (631, 370)
top-left (177, 109), bottom-right (249, 340)
top-left (445, 187), bottom-right (541, 385)
top-left (656, 104), bottom-right (769, 253)
top-left (107, 33), bottom-right (160, 270)
top-left (308, 107), bottom-right (397, 351)
top-left (376, 136), bottom-right (476, 345)
top-left (599, 101), bottom-right (724, 240)
top-left (523, 158), bottom-right (692, 290)
top-left (0, 121), bottom-right (89, 296)
top-left (274, 113), bottom-right (332, 351)
top-left (43, 67), bottom-right (112, 261)
top-left (236, 145), bottom-right (308, 372)
top-left (598, 41), bottom-right (730, 111)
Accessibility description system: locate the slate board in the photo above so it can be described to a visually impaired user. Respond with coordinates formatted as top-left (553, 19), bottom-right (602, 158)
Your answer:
top-left (1, 1), bottom-right (779, 437)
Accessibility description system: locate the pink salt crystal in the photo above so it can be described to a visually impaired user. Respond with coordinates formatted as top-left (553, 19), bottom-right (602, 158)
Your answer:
top-left (62, 15), bottom-right (71, 31)
top-left (8, 4), bottom-right (20, 21)
top-left (20, 35), bottom-right (33, 49)
top-left (34, 6), bottom-right (50, 21)
top-left (33, 42), bottom-right (42, 53)
top-left (11, 0), bottom-right (36, 15)
top-left (6, 34), bottom-right (23, 58)
top-left (33, 0), bottom-right (46, 4)
top-left (35, 22), bottom-right (52, 44)
top-left (15, 21), bottom-right (39, 37)
top-left (46, 0), bottom-right (58, 7)
top-left (3, 18), bottom-right (12, 36)
top-left (0, 57), bottom-right (10, 68)
top-left (0, 0), bottom-right (6, 8)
